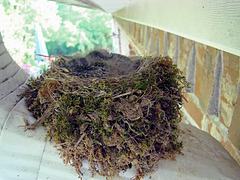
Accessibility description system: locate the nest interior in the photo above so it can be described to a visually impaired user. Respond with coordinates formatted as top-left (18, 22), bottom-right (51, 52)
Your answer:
top-left (22, 50), bottom-right (189, 179)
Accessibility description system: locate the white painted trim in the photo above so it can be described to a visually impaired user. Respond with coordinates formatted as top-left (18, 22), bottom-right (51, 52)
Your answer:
top-left (114, 0), bottom-right (240, 56)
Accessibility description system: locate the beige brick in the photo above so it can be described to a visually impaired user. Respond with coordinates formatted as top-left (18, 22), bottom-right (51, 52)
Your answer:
top-left (157, 29), bottom-right (165, 56)
top-left (152, 28), bottom-right (158, 55)
top-left (220, 52), bottom-right (240, 128)
top-left (133, 23), bottom-right (136, 40)
top-left (148, 28), bottom-right (154, 55)
top-left (207, 118), bottom-right (213, 133)
top-left (221, 139), bottom-right (240, 166)
top-left (132, 23), bottom-right (136, 38)
top-left (136, 23), bottom-right (141, 44)
top-left (195, 43), bottom-right (206, 100)
top-left (211, 123), bottom-right (224, 142)
top-left (184, 94), bottom-right (204, 128)
top-left (178, 37), bottom-right (194, 75)
top-left (129, 22), bottom-right (134, 37)
top-left (195, 45), bottom-right (218, 112)
top-left (145, 27), bottom-right (152, 54)
top-left (140, 25), bottom-right (145, 47)
top-left (229, 89), bottom-right (240, 150)
top-left (167, 33), bottom-right (177, 58)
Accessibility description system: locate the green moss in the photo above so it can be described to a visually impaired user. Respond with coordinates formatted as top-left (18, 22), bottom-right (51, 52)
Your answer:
top-left (22, 55), bottom-right (189, 179)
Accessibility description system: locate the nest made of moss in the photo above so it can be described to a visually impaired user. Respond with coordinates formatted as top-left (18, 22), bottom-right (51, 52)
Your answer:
top-left (22, 50), bottom-right (189, 179)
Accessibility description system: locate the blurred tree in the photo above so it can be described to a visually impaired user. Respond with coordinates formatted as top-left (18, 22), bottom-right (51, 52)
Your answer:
top-left (45, 3), bottom-right (113, 55)
top-left (0, 0), bottom-right (61, 66)
top-left (0, 0), bottom-right (113, 71)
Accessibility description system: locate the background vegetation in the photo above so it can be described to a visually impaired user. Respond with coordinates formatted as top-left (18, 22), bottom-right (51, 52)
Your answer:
top-left (0, 0), bottom-right (113, 74)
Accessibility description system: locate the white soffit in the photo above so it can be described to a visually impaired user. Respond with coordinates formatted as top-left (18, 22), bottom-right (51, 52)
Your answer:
top-left (91, 0), bottom-right (137, 13)
top-left (114, 0), bottom-right (240, 56)
top-left (49, 0), bottom-right (96, 9)
top-left (50, 0), bottom-right (137, 12)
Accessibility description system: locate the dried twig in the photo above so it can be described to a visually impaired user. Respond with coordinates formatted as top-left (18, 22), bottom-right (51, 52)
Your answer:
top-left (75, 133), bottom-right (86, 148)
top-left (26, 102), bottom-right (57, 130)
top-left (112, 91), bottom-right (132, 99)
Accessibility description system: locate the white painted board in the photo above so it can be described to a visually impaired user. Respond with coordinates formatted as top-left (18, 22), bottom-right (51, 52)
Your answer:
top-left (114, 0), bottom-right (240, 56)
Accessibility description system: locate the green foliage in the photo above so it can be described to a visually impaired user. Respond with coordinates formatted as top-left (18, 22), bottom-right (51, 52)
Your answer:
top-left (45, 3), bottom-right (113, 55)
top-left (0, 0), bottom-right (113, 68)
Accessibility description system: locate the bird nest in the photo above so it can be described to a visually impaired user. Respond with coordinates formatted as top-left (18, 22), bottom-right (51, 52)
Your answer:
top-left (22, 50), bottom-right (189, 179)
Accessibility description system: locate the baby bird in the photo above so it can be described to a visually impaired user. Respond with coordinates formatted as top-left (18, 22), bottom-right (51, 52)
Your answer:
top-left (61, 49), bottom-right (141, 78)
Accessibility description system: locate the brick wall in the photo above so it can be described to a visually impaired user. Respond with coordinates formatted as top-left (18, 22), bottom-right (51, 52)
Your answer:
top-left (114, 17), bottom-right (240, 165)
